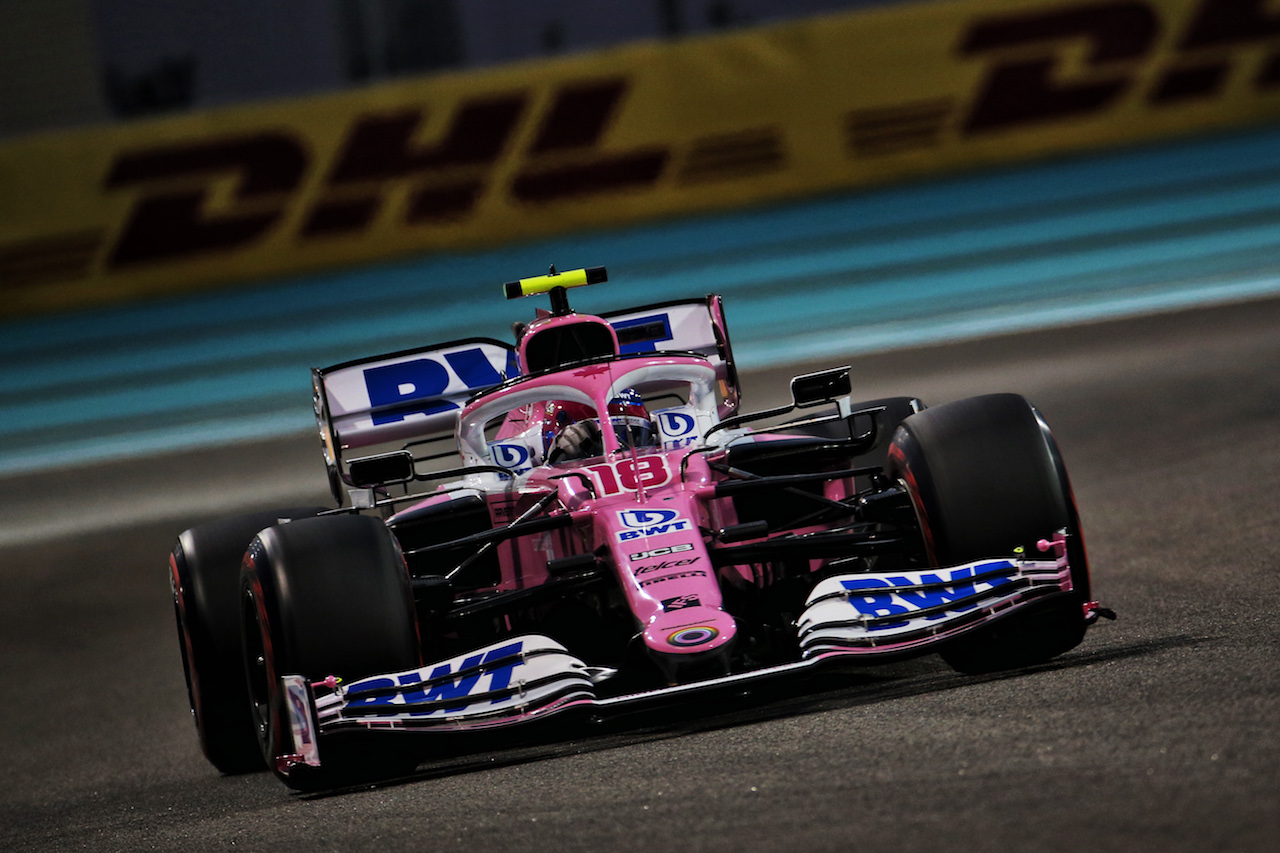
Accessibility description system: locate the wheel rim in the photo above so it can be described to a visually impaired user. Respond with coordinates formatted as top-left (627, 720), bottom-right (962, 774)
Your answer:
top-left (241, 585), bottom-right (274, 757)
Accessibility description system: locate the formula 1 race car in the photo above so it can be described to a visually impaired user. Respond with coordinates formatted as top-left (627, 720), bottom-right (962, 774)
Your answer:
top-left (169, 266), bottom-right (1110, 789)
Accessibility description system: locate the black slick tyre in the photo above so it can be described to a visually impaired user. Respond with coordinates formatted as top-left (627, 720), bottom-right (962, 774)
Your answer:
top-left (887, 394), bottom-right (1091, 674)
top-left (169, 506), bottom-right (326, 774)
top-left (240, 514), bottom-right (421, 790)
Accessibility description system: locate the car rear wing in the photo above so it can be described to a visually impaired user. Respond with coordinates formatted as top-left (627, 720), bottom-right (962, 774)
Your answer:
top-left (312, 295), bottom-right (740, 502)
top-left (313, 338), bottom-right (519, 501)
top-left (601, 295), bottom-right (740, 418)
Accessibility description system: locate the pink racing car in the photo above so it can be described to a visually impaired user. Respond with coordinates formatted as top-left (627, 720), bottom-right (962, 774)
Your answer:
top-left (169, 266), bottom-right (1111, 789)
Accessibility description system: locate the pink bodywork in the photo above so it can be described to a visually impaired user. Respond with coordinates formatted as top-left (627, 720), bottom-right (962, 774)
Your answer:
top-left (388, 350), bottom-right (856, 667)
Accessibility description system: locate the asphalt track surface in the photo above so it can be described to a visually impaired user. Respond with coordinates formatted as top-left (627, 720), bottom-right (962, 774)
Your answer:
top-left (2, 296), bottom-right (1277, 852)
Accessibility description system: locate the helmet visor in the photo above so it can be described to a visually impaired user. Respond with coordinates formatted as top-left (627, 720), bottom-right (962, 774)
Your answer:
top-left (610, 415), bottom-right (657, 449)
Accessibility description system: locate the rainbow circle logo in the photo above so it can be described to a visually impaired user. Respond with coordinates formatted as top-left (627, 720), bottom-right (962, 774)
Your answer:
top-left (667, 626), bottom-right (719, 647)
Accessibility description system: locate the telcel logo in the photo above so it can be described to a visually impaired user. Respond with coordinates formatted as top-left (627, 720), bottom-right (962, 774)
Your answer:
top-left (616, 508), bottom-right (692, 541)
top-left (635, 557), bottom-right (699, 574)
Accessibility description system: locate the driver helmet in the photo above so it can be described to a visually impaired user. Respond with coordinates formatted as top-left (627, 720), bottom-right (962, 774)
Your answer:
top-left (605, 388), bottom-right (656, 449)
top-left (543, 389), bottom-right (656, 461)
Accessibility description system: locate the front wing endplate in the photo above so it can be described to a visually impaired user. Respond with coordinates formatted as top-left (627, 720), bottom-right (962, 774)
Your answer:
top-left (797, 545), bottom-right (1073, 656)
top-left (309, 635), bottom-right (600, 735)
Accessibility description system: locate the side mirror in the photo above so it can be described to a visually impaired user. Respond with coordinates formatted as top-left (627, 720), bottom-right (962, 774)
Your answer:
top-left (348, 450), bottom-right (415, 487)
top-left (790, 366), bottom-right (851, 408)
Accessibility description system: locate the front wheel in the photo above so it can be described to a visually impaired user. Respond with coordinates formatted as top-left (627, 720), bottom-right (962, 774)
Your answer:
top-left (169, 506), bottom-right (326, 774)
top-left (887, 394), bottom-right (1091, 674)
top-left (241, 514), bottom-right (421, 789)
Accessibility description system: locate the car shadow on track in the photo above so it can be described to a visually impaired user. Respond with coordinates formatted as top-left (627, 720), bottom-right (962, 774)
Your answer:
top-left (298, 632), bottom-right (1209, 800)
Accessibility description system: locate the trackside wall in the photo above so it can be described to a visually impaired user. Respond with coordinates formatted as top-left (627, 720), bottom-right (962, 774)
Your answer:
top-left (3, 0), bottom-right (1279, 317)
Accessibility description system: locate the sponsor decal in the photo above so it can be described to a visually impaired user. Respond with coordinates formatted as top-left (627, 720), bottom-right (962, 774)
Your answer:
top-left (362, 346), bottom-right (512, 425)
top-left (655, 408), bottom-right (700, 450)
top-left (571, 364), bottom-right (614, 378)
top-left (86, 0), bottom-right (1280, 273)
top-left (613, 313), bottom-right (675, 354)
top-left (638, 569), bottom-right (708, 587)
top-left (850, 0), bottom-right (1280, 159)
top-left (635, 557), bottom-right (700, 574)
top-left (587, 457), bottom-right (671, 495)
top-left (615, 508), bottom-right (692, 541)
top-left (958, 0), bottom-right (1280, 134)
top-left (840, 562), bottom-right (1014, 630)
top-left (98, 79), bottom-right (665, 270)
top-left (667, 625), bottom-right (719, 647)
top-left (490, 441), bottom-right (534, 474)
top-left (345, 640), bottom-right (524, 714)
top-left (282, 675), bottom-right (320, 767)
top-left (9, 0), bottom-right (1280, 317)
top-left (490, 499), bottom-right (517, 523)
top-left (662, 594), bottom-right (702, 611)
top-left (285, 680), bottom-right (314, 746)
top-left (630, 543), bottom-right (695, 561)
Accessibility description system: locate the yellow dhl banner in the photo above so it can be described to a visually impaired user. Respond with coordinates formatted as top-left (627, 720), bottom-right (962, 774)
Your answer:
top-left (3, 0), bottom-right (1280, 316)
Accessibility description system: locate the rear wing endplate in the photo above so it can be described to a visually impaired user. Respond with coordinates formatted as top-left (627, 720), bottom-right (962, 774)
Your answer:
top-left (601, 295), bottom-right (739, 417)
top-left (313, 338), bottom-right (517, 500)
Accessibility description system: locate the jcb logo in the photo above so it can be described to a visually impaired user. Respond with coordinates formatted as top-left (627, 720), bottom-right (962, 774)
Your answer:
top-left (960, 0), bottom-right (1280, 133)
top-left (104, 78), bottom-right (668, 266)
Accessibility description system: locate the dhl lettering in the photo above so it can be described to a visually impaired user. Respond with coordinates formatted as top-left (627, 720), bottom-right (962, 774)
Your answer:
top-left (103, 77), bottom-right (669, 266)
top-left (958, 0), bottom-right (1280, 135)
top-left (303, 93), bottom-right (526, 237)
top-left (75, 0), bottom-right (1280, 289)
top-left (1180, 0), bottom-right (1280, 49)
top-left (1167, 0), bottom-right (1280, 94)
top-left (511, 79), bottom-right (670, 204)
top-left (960, 2), bottom-right (1158, 133)
top-left (106, 132), bottom-right (307, 266)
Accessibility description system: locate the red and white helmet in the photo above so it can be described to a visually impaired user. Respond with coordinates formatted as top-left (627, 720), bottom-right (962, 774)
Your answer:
top-left (543, 389), bottom-right (656, 461)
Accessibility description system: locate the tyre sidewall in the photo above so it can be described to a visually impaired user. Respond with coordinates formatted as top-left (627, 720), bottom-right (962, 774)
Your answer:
top-left (890, 394), bottom-right (1069, 566)
top-left (240, 514), bottom-right (420, 786)
top-left (170, 506), bottom-right (325, 773)
top-left (887, 394), bottom-right (1090, 671)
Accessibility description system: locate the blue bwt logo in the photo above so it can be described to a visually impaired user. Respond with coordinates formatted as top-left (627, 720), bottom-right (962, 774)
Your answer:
top-left (363, 346), bottom-right (517, 425)
top-left (657, 410), bottom-right (698, 449)
top-left (840, 562), bottom-right (1015, 630)
top-left (658, 411), bottom-right (696, 435)
top-left (491, 442), bottom-right (532, 473)
top-left (344, 641), bottom-right (524, 714)
top-left (616, 508), bottom-right (691, 541)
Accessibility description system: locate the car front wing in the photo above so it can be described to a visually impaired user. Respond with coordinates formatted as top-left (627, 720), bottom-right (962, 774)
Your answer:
top-left (278, 534), bottom-right (1077, 774)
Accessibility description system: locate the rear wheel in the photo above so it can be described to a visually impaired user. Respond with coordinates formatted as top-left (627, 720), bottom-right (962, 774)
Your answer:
top-left (240, 514), bottom-right (421, 789)
top-left (887, 394), bottom-right (1091, 674)
top-left (169, 506), bottom-right (326, 774)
